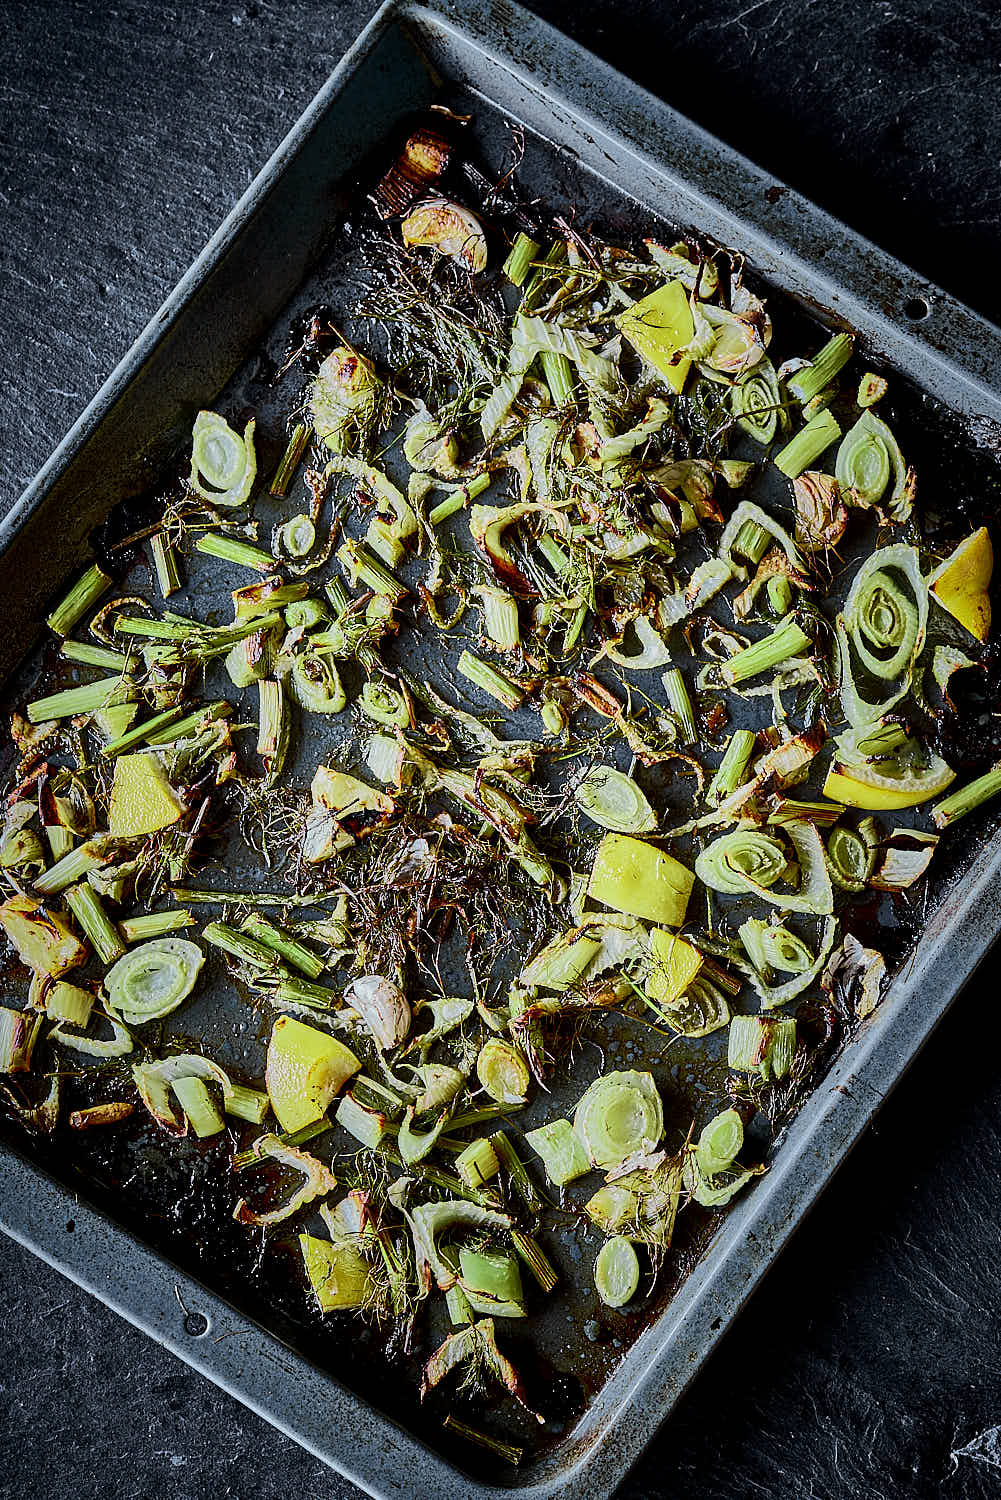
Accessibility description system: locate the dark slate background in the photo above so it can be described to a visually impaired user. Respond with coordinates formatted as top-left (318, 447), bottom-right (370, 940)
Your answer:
top-left (3, 2), bottom-right (1001, 1497)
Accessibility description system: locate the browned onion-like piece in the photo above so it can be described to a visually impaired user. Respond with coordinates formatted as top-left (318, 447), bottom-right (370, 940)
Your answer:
top-left (792, 470), bottom-right (848, 553)
top-left (374, 127), bottom-right (450, 217)
top-left (401, 197), bottom-right (487, 273)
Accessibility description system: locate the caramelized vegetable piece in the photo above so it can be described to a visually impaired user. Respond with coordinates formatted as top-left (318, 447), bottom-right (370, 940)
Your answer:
top-left (0, 896), bottom-right (87, 977)
top-left (401, 197), bottom-right (487, 272)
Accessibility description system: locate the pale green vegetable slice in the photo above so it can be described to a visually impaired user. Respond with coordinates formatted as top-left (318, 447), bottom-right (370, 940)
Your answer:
top-left (170, 1075), bottom-right (225, 1138)
top-left (104, 937), bottom-right (205, 1023)
top-left (476, 1038), bottom-right (530, 1103)
top-left (189, 411), bottom-right (256, 507)
top-left (727, 1015), bottom-right (797, 1081)
top-left (695, 1109), bottom-right (744, 1176)
top-left (458, 1248), bottom-right (525, 1318)
top-left (594, 1235), bottom-right (640, 1307)
top-left (525, 1118), bottom-right (591, 1186)
top-left (683, 1149), bottom-right (759, 1207)
top-left (574, 1070), bottom-right (663, 1170)
top-left (738, 919), bottom-right (813, 975)
top-left (573, 766), bottom-right (657, 833)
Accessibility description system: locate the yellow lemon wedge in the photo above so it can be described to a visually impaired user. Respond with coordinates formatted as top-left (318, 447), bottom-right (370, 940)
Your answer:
top-left (108, 752), bottom-right (184, 838)
top-left (928, 526), bottom-right (992, 641)
top-left (616, 280), bottom-right (694, 394)
top-left (823, 756), bottom-right (955, 811)
top-left (266, 1016), bottom-right (361, 1132)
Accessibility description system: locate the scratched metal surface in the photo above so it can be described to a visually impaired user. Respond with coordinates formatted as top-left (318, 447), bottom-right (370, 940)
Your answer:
top-left (5, 2), bottom-right (1001, 1500)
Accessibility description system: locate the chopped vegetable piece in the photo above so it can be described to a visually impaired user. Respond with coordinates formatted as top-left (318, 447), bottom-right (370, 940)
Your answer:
top-left (105, 938), bottom-right (205, 1023)
top-left (574, 766), bottom-right (657, 834)
top-left (719, 619), bottom-right (811, 686)
top-left (525, 1117), bottom-right (591, 1186)
top-left (727, 1014), bottom-right (796, 1081)
top-left (459, 1247), bottom-right (525, 1318)
top-left (617, 280), bottom-right (695, 393)
top-left (44, 980), bottom-right (95, 1028)
top-left (455, 1137), bottom-right (501, 1187)
top-left (520, 927), bottom-right (601, 991)
top-left (731, 359), bottom-right (781, 445)
top-left (0, 1006), bottom-right (43, 1072)
top-left (299, 1233), bottom-right (373, 1311)
top-left (646, 928), bottom-right (703, 1008)
top-left (787, 333), bottom-right (854, 404)
top-left (225, 1084), bottom-right (271, 1125)
top-left (773, 409), bottom-right (841, 479)
top-left (233, 1134), bottom-right (338, 1226)
top-left (171, 1075), bottom-right (225, 1138)
top-left (835, 410), bottom-right (909, 510)
top-left (662, 667), bottom-right (697, 743)
top-left (270, 422), bottom-right (310, 496)
top-left (107, 753), bottom-right (184, 839)
top-left (241, 914), bottom-right (324, 979)
top-left (402, 196), bottom-right (487, 271)
top-left (344, 974), bottom-right (410, 1049)
top-left (46, 563), bottom-right (112, 636)
top-left (476, 1038), bottom-right (530, 1103)
top-left (857, 372), bottom-right (888, 407)
top-left (457, 650), bottom-right (524, 710)
top-left (196, 532), bottom-right (274, 573)
top-left (683, 1148), bottom-right (759, 1207)
top-left (69, 1101), bottom-right (135, 1130)
top-left (0, 896), bottom-right (87, 977)
top-left (27, 676), bottom-right (129, 725)
top-left (594, 1236), bottom-right (640, 1308)
top-left (265, 1016), bottom-right (361, 1133)
top-left (872, 828), bottom-right (938, 890)
top-left (823, 752), bottom-right (955, 810)
top-left (490, 1130), bottom-right (542, 1212)
top-left (189, 411), bottom-right (256, 507)
top-left (708, 729), bottom-right (756, 805)
top-left (932, 760), bottom-right (1001, 829)
top-left (574, 1069), bottom-right (664, 1170)
top-left (335, 1091), bottom-right (388, 1149)
top-left (826, 822), bottom-right (878, 892)
top-left (64, 883), bottom-right (125, 965)
top-left (588, 834), bottom-right (694, 927)
top-left (584, 1156), bottom-right (683, 1248)
top-left (503, 231), bottom-right (539, 286)
top-left (695, 1109), bottom-right (744, 1175)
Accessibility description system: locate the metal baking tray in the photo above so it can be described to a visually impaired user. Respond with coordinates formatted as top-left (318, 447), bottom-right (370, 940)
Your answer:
top-left (3, 2), bottom-right (1001, 1496)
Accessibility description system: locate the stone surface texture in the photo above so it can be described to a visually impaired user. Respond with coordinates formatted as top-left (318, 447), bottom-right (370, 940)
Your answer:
top-left (3, 2), bottom-right (1001, 1498)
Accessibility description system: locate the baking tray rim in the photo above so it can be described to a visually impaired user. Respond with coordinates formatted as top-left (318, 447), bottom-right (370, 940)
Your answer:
top-left (2, 2), bottom-right (1001, 1498)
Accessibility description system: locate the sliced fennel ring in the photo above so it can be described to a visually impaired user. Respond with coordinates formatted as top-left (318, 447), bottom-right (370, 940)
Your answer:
top-left (574, 1069), bottom-right (664, 1170)
top-left (189, 411), bottom-right (257, 508)
top-left (104, 937), bottom-right (205, 1023)
top-left (573, 765), bottom-right (657, 834)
